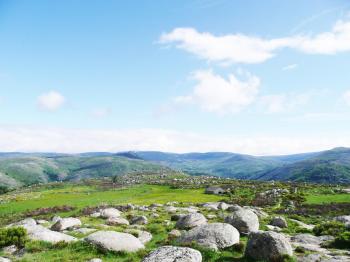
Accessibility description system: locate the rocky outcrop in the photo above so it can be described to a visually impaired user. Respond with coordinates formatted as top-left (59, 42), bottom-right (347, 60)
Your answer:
top-left (178, 223), bottom-right (239, 250)
top-left (142, 246), bottom-right (202, 262)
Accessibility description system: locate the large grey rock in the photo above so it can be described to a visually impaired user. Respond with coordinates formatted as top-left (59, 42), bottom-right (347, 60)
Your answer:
top-left (175, 213), bottom-right (207, 230)
top-left (245, 231), bottom-right (293, 262)
top-left (142, 246), bottom-right (202, 262)
top-left (178, 223), bottom-right (239, 250)
top-left (21, 224), bottom-right (76, 244)
top-left (85, 231), bottom-right (144, 252)
top-left (225, 207), bottom-right (259, 234)
top-left (0, 257), bottom-right (11, 262)
top-left (270, 216), bottom-right (288, 228)
top-left (100, 208), bottom-right (121, 218)
top-left (51, 217), bottom-right (82, 231)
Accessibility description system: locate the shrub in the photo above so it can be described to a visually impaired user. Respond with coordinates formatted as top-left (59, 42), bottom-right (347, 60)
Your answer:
top-left (0, 227), bottom-right (27, 248)
top-left (332, 231), bottom-right (350, 249)
top-left (313, 221), bottom-right (346, 236)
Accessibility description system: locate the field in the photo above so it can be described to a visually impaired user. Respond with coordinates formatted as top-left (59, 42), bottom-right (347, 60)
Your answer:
top-left (0, 184), bottom-right (227, 226)
top-left (0, 179), bottom-right (349, 261)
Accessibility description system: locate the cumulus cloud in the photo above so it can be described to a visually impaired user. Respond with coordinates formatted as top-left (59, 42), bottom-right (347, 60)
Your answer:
top-left (160, 19), bottom-right (350, 64)
top-left (37, 91), bottom-right (65, 111)
top-left (174, 69), bottom-right (260, 114)
top-left (159, 27), bottom-right (292, 64)
top-left (0, 125), bottom-right (349, 156)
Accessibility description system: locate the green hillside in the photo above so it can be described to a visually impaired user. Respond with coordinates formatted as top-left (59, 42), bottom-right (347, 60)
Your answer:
top-left (258, 147), bottom-right (350, 184)
top-left (132, 151), bottom-right (281, 178)
top-left (0, 155), bottom-right (174, 189)
top-left (1, 148), bottom-right (350, 188)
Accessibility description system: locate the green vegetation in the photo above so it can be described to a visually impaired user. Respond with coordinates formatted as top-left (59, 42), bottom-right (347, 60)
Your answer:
top-left (0, 227), bottom-right (27, 248)
top-left (0, 155), bottom-right (176, 190)
top-left (332, 231), bottom-right (350, 249)
top-left (0, 184), bottom-right (226, 226)
top-left (313, 221), bottom-right (346, 237)
top-left (305, 193), bottom-right (350, 204)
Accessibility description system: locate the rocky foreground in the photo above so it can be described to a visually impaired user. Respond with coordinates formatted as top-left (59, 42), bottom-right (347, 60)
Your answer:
top-left (1, 200), bottom-right (349, 262)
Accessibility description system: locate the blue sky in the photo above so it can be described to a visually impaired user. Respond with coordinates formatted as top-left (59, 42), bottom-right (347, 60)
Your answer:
top-left (1, 0), bottom-right (350, 155)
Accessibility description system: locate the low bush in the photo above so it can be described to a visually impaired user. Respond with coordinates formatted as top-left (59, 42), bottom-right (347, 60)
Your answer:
top-left (332, 231), bottom-right (350, 249)
top-left (0, 227), bottom-right (27, 248)
top-left (313, 221), bottom-right (346, 236)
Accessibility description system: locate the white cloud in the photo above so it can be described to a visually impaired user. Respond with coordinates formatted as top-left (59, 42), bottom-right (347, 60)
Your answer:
top-left (282, 64), bottom-right (298, 71)
top-left (0, 125), bottom-right (349, 156)
top-left (90, 107), bottom-right (112, 118)
top-left (343, 90), bottom-right (350, 105)
top-left (174, 69), bottom-right (260, 114)
top-left (160, 19), bottom-right (350, 64)
top-left (37, 91), bottom-right (65, 111)
top-left (295, 20), bottom-right (350, 54)
top-left (160, 27), bottom-right (292, 64)
top-left (259, 93), bottom-right (310, 113)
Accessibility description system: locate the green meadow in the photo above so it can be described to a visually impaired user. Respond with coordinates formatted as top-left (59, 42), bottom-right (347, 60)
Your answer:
top-left (0, 184), bottom-right (226, 223)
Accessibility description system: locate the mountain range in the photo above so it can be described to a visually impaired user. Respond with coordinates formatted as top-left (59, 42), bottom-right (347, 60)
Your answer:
top-left (1, 147), bottom-right (350, 190)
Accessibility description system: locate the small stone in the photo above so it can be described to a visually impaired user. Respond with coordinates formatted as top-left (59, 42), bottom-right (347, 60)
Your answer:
top-left (100, 208), bottom-right (121, 218)
top-left (106, 217), bottom-right (129, 226)
top-left (130, 216), bottom-right (148, 225)
top-left (168, 229), bottom-right (181, 239)
top-left (270, 216), bottom-right (288, 228)
top-left (51, 217), bottom-right (82, 231)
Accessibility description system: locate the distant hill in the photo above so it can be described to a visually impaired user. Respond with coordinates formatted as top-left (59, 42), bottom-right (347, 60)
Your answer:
top-left (1, 148), bottom-right (350, 188)
top-left (0, 155), bottom-right (173, 189)
top-left (257, 147), bottom-right (350, 184)
top-left (129, 151), bottom-right (308, 179)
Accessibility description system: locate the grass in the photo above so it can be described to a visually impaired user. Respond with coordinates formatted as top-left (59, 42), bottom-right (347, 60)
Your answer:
top-left (305, 193), bottom-right (350, 204)
top-left (0, 184), bottom-right (226, 225)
